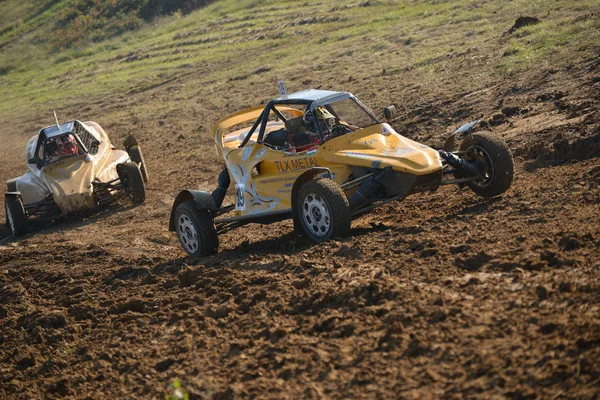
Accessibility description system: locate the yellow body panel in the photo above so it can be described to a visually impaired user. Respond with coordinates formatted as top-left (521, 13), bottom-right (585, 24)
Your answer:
top-left (225, 143), bottom-right (352, 215)
top-left (320, 124), bottom-right (442, 175)
top-left (215, 109), bottom-right (442, 218)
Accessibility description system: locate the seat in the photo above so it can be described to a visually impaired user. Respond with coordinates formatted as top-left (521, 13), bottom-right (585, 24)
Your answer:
top-left (284, 115), bottom-right (305, 135)
top-left (263, 128), bottom-right (290, 150)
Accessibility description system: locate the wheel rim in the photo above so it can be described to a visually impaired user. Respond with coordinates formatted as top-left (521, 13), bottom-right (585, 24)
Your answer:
top-left (302, 192), bottom-right (331, 237)
top-left (177, 214), bottom-right (199, 254)
top-left (5, 203), bottom-right (15, 234)
top-left (465, 145), bottom-right (495, 188)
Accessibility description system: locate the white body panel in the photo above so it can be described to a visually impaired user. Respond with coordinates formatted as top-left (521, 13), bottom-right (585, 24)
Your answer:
top-left (15, 171), bottom-right (49, 204)
top-left (9, 121), bottom-right (131, 215)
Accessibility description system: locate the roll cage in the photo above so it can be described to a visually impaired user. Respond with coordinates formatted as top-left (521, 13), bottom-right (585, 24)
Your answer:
top-left (29, 121), bottom-right (100, 168)
top-left (238, 93), bottom-right (380, 149)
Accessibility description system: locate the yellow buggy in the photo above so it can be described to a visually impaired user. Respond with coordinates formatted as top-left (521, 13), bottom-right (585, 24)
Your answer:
top-left (169, 89), bottom-right (513, 256)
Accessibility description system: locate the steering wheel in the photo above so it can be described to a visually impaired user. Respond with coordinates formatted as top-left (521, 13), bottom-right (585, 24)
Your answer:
top-left (330, 124), bottom-right (352, 138)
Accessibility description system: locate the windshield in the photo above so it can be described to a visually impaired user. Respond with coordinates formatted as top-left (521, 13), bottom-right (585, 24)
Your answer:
top-left (304, 97), bottom-right (379, 141)
top-left (325, 98), bottom-right (379, 130)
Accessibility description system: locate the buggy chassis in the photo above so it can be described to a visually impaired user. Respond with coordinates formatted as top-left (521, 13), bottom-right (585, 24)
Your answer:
top-left (172, 120), bottom-right (486, 235)
top-left (168, 89), bottom-right (514, 256)
top-left (12, 177), bottom-right (129, 225)
top-left (5, 120), bottom-right (148, 236)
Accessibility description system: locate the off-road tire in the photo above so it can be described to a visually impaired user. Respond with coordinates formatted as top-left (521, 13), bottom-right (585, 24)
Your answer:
top-left (174, 201), bottom-right (219, 257)
top-left (5, 196), bottom-right (28, 237)
top-left (127, 145), bottom-right (149, 183)
top-left (120, 162), bottom-right (146, 204)
top-left (460, 132), bottom-right (514, 197)
top-left (295, 179), bottom-right (351, 243)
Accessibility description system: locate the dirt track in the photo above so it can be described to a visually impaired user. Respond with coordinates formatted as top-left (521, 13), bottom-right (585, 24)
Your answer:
top-left (1, 43), bottom-right (599, 400)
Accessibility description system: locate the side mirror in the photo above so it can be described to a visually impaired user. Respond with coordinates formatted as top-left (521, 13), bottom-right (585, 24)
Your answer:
top-left (383, 105), bottom-right (396, 120)
top-left (28, 157), bottom-right (38, 165)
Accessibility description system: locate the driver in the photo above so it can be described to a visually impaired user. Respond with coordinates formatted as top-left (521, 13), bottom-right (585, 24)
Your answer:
top-left (57, 134), bottom-right (79, 157)
top-left (263, 112), bottom-right (324, 152)
top-left (286, 107), bottom-right (336, 152)
top-left (264, 106), bottom-right (362, 153)
top-left (303, 107), bottom-right (336, 137)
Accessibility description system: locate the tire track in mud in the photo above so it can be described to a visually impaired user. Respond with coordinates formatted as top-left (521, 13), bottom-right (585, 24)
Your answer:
top-left (1, 45), bottom-right (600, 399)
top-left (1, 154), bottom-right (599, 397)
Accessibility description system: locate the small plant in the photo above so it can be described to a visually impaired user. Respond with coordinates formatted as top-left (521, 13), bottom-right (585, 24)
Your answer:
top-left (165, 379), bottom-right (189, 400)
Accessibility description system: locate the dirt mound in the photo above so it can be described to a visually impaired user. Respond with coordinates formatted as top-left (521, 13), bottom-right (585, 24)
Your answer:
top-left (507, 16), bottom-right (541, 34)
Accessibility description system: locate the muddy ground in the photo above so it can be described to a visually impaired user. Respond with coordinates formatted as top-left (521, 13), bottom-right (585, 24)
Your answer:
top-left (1, 31), bottom-right (599, 400)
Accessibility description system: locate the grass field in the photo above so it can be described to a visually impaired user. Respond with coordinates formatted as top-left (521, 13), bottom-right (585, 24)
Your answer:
top-left (0, 0), bottom-right (598, 120)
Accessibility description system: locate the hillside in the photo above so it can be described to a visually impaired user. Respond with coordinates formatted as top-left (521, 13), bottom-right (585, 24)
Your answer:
top-left (0, 0), bottom-right (599, 398)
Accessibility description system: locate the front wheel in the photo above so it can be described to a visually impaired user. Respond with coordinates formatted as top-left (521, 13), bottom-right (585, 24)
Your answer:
top-left (5, 195), bottom-right (28, 237)
top-left (295, 179), bottom-right (351, 243)
top-left (460, 132), bottom-right (514, 197)
top-left (127, 145), bottom-right (149, 183)
top-left (118, 162), bottom-right (146, 204)
top-left (175, 201), bottom-right (218, 257)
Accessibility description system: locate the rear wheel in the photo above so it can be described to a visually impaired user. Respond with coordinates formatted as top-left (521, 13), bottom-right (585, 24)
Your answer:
top-left (119, 162), bottom-right (146, 204)
top-left (5, 196), bottom-right (28, 237)
top-left (127, 145), bottom-right (149, 183)
top-left (295, 179), bottom-right (351, 243)
top-left (460, 132), bottom-right (514, 197)
top-left (175, 201), bottom-right (218, 257)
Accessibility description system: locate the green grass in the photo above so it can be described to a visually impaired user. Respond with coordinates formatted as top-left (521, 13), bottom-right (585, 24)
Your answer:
top-left (0, 0), bottom-right (75, 46)
top-left (0, 0), bottom-right (598, 119)
top-left (497, 17), bottom-right (599, 73)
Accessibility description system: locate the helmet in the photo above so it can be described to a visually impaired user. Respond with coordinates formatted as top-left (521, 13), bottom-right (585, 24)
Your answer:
top-left (57, 134), bottom-right (79, 156)
top-left (303, 107), bottom-right (336, 133)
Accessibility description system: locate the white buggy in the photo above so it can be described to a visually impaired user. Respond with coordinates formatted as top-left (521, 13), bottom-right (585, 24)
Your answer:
top-left (5, 120), bottom-right (148, 236)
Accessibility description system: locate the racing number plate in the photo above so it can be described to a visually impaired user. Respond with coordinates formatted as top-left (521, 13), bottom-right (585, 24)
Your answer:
top-left (235, 184), bottom-right (246, 211)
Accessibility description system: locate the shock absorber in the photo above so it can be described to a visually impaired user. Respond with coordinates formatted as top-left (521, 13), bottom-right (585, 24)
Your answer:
top-left (348, 169), bottom-right (389, 209)
top-left (438, 150), bottom-right (481, 177)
